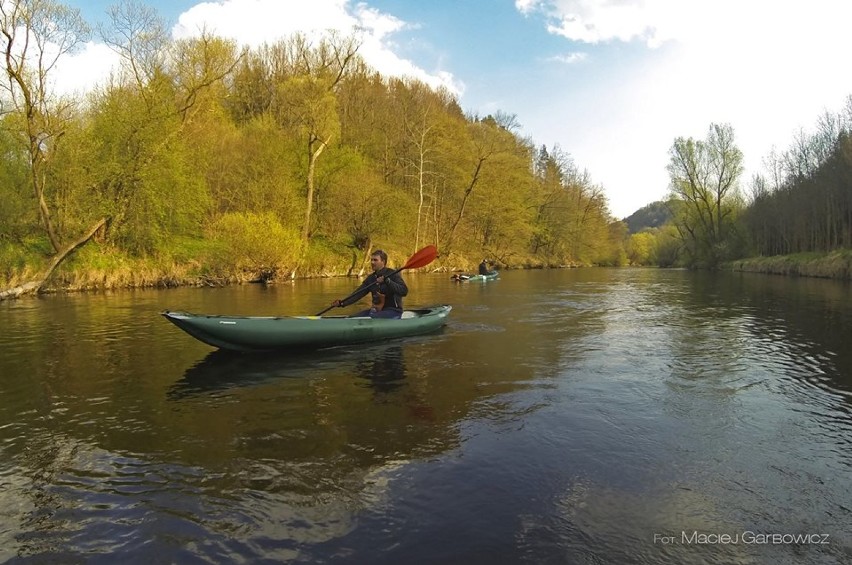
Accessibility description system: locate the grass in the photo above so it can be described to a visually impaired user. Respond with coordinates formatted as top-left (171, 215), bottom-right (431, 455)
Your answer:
top-left (724, 249), bottom-right (852, 279)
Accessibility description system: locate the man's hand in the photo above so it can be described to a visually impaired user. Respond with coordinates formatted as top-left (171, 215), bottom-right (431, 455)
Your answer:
top-left (375, 275), bottom-right (385, 284)
top-left (332, 299), bottom-right (342, 307)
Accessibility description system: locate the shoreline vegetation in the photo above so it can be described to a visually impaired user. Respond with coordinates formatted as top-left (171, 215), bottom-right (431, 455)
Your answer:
top-left (0, 241), bottom-right (585, 298)
top-left (3, 246), bottom-right (851, 300)
top-left (723, 249), bottom-right (852, 280)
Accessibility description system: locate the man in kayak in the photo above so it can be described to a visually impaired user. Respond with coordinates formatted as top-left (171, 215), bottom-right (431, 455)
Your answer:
top-left (479, 259), bottom-right (491, 275)
top-left (331, 250), bottom-right (409, 318)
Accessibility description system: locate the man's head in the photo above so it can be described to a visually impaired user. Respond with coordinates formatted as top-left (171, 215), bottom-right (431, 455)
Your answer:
top-left (371, 249), bottom-right (388, 271)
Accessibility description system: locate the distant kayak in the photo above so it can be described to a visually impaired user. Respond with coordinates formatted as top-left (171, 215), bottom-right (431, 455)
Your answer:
top-left (451, 271), bottom-right (499, 282)
top-left (162, 305), bottom-right (452, 352)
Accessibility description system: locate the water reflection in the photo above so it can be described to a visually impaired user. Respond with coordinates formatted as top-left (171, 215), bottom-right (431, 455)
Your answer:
top-left (353, 345), bottom-right (407, 393)
top-left (169, 343), bottom-right (409, 399)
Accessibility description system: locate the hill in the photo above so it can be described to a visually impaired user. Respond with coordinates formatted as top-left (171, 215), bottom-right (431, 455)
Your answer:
top-left (623, 201), bottom-right (671, 234)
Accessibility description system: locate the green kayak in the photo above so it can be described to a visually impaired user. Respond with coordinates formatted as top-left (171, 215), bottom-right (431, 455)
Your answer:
top-left (452, 271), bottom-right (499, 282)
top-left (162, 305), bottom-right (452, 352)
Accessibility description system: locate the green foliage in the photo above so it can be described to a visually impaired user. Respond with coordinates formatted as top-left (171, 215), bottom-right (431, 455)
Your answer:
top-left (300, 235), bottom-right (350, 274)
top-left (0, 124), bottom-right (33, 240)
top-left (67, 84), bottom-right (210, 254)
top-left (654, 224), bottom-right (683, 267)
top-left (206, 212), bottom-right (302, 276)
top-left (627, 231), bottom-right (657, 265)
top-left (204, 114), bottom-right (302, 221)
top-left (2, 17), bottom-right (633, 288)
top-left (667, 123), bottom-right (745, 268)
top-left (0, 237), bottom-right (51, 285)
top-left (743, 108), bottom-right (852, 256)
top-left (313, 146), bottom-right (414, 255)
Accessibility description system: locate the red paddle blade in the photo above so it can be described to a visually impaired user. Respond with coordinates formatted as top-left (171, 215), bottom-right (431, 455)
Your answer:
top-left (402, 245), bottom-right (438, 270)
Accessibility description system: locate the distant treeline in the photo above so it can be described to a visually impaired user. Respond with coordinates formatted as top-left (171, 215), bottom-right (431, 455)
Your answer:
top-left (625, 100), bottom-right (852, 274)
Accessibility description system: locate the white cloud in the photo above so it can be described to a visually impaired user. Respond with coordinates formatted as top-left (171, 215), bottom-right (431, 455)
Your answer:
top-left (547, 52), bottom-right (587, 64)
top-left (171, 0), bottom-right (461, 94)
top-left (173, 0), bottom-right (359, 44)
top-left (53, 0), bottom-right (460, 98)
top-left (515, 0), bottom-right (545, 15)
top-left (517, 0), bottom-right (852, 216)
top-left (53, 41), bottom-right (120, 97)
top-left (529, 0), bottom-right (686, 47)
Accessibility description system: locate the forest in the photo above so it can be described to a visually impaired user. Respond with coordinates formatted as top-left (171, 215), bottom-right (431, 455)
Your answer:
top-left (0, 0), bottom-right (624, 299)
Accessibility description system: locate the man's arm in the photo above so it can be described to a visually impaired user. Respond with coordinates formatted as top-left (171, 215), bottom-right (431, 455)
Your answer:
top-left (339, 275), bottom-right (376, 307)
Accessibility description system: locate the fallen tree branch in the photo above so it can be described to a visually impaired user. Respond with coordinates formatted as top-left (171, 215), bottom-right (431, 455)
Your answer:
top-left (0, 217), bottom-right (109, 301)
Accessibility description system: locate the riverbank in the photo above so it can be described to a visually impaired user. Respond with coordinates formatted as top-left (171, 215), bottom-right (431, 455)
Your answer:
top-left (11, 241), bottom-right (850, 300)
top-left (3, 237), bottom-right (591, 299)
top-left (723, 249), bottom-right (852, 280)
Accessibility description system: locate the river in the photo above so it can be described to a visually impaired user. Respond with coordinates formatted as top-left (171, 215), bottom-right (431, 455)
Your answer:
top-left (1, 268), bottom-right (850, 564)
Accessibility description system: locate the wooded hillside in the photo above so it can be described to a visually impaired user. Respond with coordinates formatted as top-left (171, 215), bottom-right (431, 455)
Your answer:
top-left (0, 0), bottom-right (625, 296)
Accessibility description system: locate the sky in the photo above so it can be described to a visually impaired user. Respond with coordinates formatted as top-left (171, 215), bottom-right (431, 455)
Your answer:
top-left (58, 0), bottom-right (852, 219)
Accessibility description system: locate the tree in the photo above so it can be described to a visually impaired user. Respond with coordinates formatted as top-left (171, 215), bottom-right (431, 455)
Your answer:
top-left (267, 33), bottom-right (361, 246)
top-left (0, 121), bottom-right (31, 239)
top-left (627, 231), bottom-right (656, 265)
top-left (89, 4), bottom-right (237, 253)
top-left (1, 0), bottom-right (92, 251)
top-left (443, 115), bottom-right (518, 256)
top-left (277, 75), bottom-right (340, 243)
top-left (0, 0), bottom-right (109, 299)
top-left (667, 123), bottom-right (743, 268)
top-left (401, 83), bottom-right (438, 253)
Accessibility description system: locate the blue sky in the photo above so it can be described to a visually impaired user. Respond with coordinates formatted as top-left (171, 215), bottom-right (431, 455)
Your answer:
top-left (60, 0), bottom-right (852, 219)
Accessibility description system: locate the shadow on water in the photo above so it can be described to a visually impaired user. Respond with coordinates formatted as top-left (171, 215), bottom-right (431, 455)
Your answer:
top-left (168, 341), bottom-right (410, 400)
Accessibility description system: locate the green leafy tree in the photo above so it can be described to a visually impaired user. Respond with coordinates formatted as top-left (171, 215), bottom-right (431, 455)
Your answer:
top-left (0, 121), bottom-right (32, 240)
top-left (204, 114), bottom-right (301, 221)
top-left (207, 211), bottom-right (302, 280)
top-left (0, 0), bottom-right (109, 299)
top-left (277, 75), bottom-right (341, 243)
top-left (262, 33), bottom-right (361, 247)
top-left (667, 123), bottom-right (744, 268)
top-left (319, 153), bottom-right (407, 274)
top-left (89, 3), bottom-right (237, 253)
top-left (442, 114), bottom-right (519, 256)
top-left (0, 0), bottom-right (94, 250)
top-left (627, 231), bottom-right (657, 265)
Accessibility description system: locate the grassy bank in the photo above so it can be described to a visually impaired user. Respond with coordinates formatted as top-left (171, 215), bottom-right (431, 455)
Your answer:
top-left (724, 249), bottom-right (852, 280)
top-left (3, 237), bottom-right (574, 296)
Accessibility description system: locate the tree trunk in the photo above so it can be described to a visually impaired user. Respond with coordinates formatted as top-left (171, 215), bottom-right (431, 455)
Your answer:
top-left (302, 135), bottom-right (329, 243)
top-left (357, 239), bottom-right (372, 277)
top-left (0, 217), bottom-right (108, 301)
top-left (444, 156), bottom-right (485, 256)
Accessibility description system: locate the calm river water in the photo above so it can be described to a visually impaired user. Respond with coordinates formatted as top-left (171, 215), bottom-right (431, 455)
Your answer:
top-left (1, 268), bottom-right (851, 564)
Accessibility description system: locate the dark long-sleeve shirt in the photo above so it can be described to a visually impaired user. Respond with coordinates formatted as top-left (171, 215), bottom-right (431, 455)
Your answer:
top-left (340, 267), bottom-right (408, 311)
